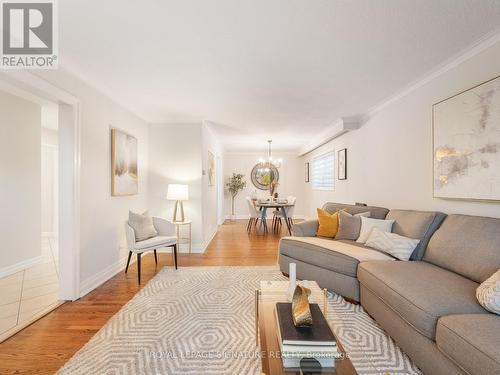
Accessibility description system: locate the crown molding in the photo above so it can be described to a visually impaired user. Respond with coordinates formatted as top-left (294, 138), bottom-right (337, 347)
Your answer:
top-left (361, 27), bottom-right (500, 123)
top-left (298, 117), bottom-right (360, 156)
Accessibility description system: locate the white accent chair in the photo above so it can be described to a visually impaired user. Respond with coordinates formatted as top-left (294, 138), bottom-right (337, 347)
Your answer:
top-left (273, 196), bottom-right (296, 234)
top-left (246, 197), bottom-right (267, 233)
top-left (125, 217), bottom-right (178, 284)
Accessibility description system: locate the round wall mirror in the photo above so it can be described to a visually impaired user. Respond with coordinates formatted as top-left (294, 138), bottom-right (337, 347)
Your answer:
top-left (251, 164), bottom-right (280, 190)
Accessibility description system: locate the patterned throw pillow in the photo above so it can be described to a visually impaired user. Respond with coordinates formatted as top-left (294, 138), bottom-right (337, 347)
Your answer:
top-left (128, 211), bottom-right (158, 241)
top-left (365, 227), bottom-right (420, 261)
top-left (476, 269), bottom-right (500, 315)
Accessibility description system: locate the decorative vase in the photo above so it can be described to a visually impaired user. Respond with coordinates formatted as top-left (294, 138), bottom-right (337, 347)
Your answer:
top-left (287, 263), bottom-right (297, 301)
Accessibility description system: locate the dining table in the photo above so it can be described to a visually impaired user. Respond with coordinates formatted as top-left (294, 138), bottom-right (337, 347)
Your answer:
top-left (255, 202), bottom-right (295, 235)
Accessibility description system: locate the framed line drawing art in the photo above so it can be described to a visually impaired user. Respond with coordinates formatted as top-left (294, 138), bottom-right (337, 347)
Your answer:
top-left (338, 148), bottom-right (347, 180)
top-left (433, 75), bottom-right (500, 201)
top-left (111, 128), bottom-right (138, 196)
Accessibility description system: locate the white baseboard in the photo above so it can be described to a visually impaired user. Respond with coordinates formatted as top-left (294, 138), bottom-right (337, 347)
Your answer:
top-left (197, 228), bottom-right (218, 252)
top-left (79, 228), bottom-right (218, 298)
top-left (224, 214), bottom-right (249, 220)
top-left (79, 254), bottom-right (135, 298)
top-left (156, 245), bottom-right (205, 254)
top-left (0, 255), bottom-right (43, 279)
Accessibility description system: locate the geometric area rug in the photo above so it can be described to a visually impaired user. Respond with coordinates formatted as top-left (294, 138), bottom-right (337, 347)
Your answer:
top-left (57, 266), bottom-right (421, 375)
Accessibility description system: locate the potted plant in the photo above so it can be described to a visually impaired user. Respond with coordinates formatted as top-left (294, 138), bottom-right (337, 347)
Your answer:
top-left (226, 173), bottom-right (246, 221)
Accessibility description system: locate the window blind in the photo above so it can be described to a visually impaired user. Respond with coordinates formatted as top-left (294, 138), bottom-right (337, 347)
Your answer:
top-left (311, 151), bottom-right (335, 190)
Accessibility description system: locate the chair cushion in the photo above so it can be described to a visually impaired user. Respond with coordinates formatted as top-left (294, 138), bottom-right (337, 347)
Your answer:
top-left (385, 209), bottom-right (446, 260)
top-left (135, 235), bottom-right (177, 251)
top-left (437, 314), bottom-right (500, 375)
top-left (279, 237), bottom-right (394, 278)
top-left (128, 211), bottom-right (158, 241)
top-left (358, 261), bottom-right (487, 340)
top-left (423, 214), bottom-right (500, 283)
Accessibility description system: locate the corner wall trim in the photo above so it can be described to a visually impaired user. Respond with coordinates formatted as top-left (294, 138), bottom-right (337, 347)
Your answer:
top-left (0, 256), bottom-right (43, 279)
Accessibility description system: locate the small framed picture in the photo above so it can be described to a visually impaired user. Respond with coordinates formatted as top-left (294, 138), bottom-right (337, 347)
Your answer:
top-left (338, 148), bottom-right (347, 180)
top-left (305, 162), bottom-right (310, 182)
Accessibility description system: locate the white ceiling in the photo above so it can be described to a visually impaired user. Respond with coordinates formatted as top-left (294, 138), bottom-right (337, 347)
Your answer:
top-left (59, 0), bottom-right (500, 151)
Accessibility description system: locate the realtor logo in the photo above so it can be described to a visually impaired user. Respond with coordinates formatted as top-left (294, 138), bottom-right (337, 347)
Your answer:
top-left (1, 0), bottom-right (58, 69)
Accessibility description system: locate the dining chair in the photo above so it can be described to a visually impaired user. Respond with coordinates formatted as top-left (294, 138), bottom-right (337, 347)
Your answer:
top-left (246, 197), bottom-right (267, 234)
top-left (125, 216), bottom-right (178, 284)
top-left (273, 196), bottom-right (296, 233)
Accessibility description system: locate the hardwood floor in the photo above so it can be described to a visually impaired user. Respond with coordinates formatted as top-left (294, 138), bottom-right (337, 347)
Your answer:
top-left (0, 219), bottom-right (287, 374)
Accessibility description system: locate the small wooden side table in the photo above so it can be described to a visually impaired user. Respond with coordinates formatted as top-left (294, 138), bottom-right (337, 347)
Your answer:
top-left (169, 220), bottom-right (192, 254)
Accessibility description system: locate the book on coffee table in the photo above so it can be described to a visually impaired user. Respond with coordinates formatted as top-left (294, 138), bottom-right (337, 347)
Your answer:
top-left (275, 302), bottom-right (336, 346)
top-left (274, 303), bottom-right (338, 368)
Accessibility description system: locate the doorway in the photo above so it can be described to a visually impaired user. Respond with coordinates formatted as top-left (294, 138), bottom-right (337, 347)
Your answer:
top-left (0, 71), bottom-right (81, 342)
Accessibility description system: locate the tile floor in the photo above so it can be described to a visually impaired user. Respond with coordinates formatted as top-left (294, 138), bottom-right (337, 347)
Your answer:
top-left (0, 236), bottom-right (61, 342)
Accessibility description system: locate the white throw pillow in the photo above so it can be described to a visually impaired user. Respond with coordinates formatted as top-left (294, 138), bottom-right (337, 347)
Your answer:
top-left (476, 269), bottom-right (500, 315)
top-left (365, 227), bottom-right (420, 261)
top-left (128, 211), bottom-right (158, 241)
top-left (356, 216), bottom-right (395, 243)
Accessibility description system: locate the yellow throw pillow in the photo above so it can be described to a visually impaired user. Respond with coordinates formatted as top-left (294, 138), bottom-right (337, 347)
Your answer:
top-left (316, 208), bottom-right (342, 237)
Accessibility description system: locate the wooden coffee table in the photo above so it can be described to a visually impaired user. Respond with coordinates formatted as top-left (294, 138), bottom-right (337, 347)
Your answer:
top-left (256, 281), bottom-right (357, 375)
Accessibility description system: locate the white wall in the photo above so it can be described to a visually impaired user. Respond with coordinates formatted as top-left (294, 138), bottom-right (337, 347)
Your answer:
top-left (148, 123), bottom-right (204, 249)
top-left (302, 40), bottom-right (500, 219)
top-left (41, 127), bottom-right (59, 234)
top-left (201, 123), bottom-right (223, 245)
top-left (35, 69), bottom-right (150, 287)
top-left (0, 90), bottom-right (41, 272)
top-left (148, 122), bottom-right (225, 251)
top-left (223, 151), bottom-right (304, 219)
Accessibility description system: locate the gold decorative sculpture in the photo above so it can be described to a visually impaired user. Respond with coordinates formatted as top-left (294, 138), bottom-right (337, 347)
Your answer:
top-left (292, 285), bottom-right (313, 327)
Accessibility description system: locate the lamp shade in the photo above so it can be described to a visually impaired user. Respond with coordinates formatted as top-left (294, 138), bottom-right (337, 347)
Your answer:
top-left (167, 184), bottom-right (189, 201)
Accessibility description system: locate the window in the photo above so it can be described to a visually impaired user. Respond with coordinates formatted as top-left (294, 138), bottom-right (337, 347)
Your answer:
top-left (311, 151), bottom-right (335, 190)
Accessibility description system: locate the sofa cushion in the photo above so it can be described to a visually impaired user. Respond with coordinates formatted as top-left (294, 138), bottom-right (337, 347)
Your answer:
top-left (279, 237), bottom-right (394, 277)
top-left (386, 209), bottom-right (446, 260)
top-left (356, 216), bottom-right (395, 243)
top-left (322, 202), bottom-right (389, 219)
top-left (358, 261), bottom-right (487, 340)
top-left (423, 214), bottom-right (500, 283)
top-left (316, 208), bottom-right (342, 237)
top-left (437, 314), bottom-right (500, 375)
top-left (335, 211), bottom-right (370, 241)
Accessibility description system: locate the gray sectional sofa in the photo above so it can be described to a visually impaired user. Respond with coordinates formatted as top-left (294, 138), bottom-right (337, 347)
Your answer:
top-left (278, 202), bottom-right (500, 375)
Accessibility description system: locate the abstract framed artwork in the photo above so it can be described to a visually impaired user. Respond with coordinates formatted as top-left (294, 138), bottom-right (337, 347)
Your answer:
top-left (208, 151), bottom-right (215, 186)
top-left (338, 148), bottom-right (347, 180)
top-left (305, 162), bottom-right (310, 182)
top-left (111, 128), bottom-right (138, 196)
top-left (433, 75), bottom-right (500, 201)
